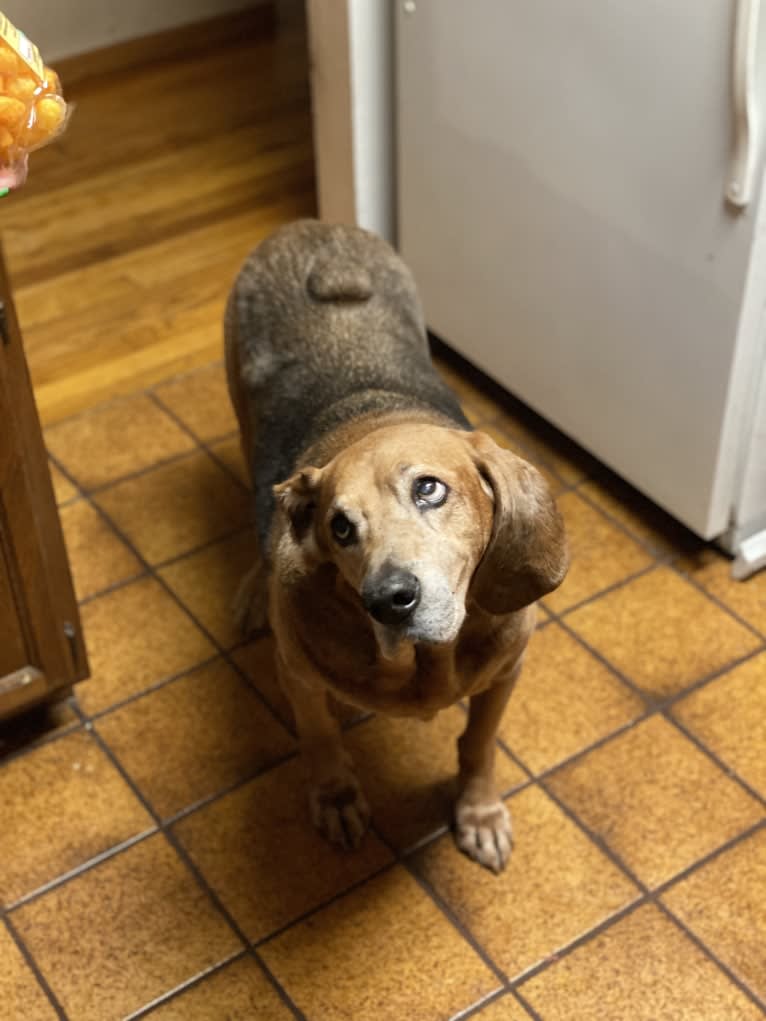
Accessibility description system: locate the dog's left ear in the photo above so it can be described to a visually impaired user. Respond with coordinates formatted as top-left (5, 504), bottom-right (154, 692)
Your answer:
top-left (467, 431), bottom-right (568, 614)
top-left (273, 466), bottom-right (323, 542)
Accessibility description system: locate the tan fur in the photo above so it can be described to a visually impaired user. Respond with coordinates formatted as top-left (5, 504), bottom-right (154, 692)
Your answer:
top-left (225, 222), bottom-right (568, 872)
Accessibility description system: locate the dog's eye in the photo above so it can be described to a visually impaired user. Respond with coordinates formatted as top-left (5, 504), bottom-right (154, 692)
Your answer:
top-left (331, 512), bottom-right (356, 546)
top-left (413, 476), bottom-right (448, 509)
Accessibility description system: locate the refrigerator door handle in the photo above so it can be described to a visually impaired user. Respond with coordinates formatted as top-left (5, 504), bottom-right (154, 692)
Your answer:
top-left (728, 0), bottom-right (763, 208)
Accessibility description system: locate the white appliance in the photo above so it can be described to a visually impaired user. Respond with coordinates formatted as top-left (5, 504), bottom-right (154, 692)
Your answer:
top-left (396, 0), bottom-right (766, 577)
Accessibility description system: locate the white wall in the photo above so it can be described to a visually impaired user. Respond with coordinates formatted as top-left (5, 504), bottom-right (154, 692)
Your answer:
top-left (3, 0), bottom-right (260, 61)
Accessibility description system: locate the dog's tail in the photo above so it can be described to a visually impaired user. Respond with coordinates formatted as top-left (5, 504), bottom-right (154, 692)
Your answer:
top-left (306, 251), bottom-right (373, 304)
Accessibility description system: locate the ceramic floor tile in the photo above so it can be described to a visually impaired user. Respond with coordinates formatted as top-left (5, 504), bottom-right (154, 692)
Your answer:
top-left (59, 500), bottom-right (143, 600)
top-left (470, 994), bottom-right (534, 1020)
top-left (45, 394), bottom-right (196, 490)
top-left (415, 785), bottom-right (638, 979)
top-left (148, 956), bottom-right (293, 1020)
top-left (159, 530), bottom-right (259, 648)
top-left (565, 567), bottom-right (762, 699)
top-left (478, 423), bottom-right (564, 495)
top-left (97, 658), bottom-right (294, 819)
top-left (499, 623), bottom-right (645, 775)
top-left (76, 576), bottom-right (216, 715)
top-left (672, 653), bottom-right (766, 798)
top-left (520, 904), bottom-right (764, 1021)
top-left (94, 449), bottom-right (250, 565)
top-left (579, 475), bottom-right (691, 555)
top-left (260, 866), bottom-right (499, 1021)
top-left (493, 410), bottom-right (594, 487)
top-left (0, 730), bottom-right (152, 906)
top-left (434, 358), bottom-right (502, 425)
top-left (12, 834), bottom-right (240, 1021)
top-left (662, 827), bottom-right (766, 1002)
top-left (679, 546), bottom-right (766, 635)
top-left (547, 715), bottom-right (764, 889)
top-left (346, 706), bottom-right (525, 852)
top-left (0, 923), bottom-right (58, 1021)
top-left (209, 435), bottom-right (250, 487)
top-left (48, 459), bottom-right (77, 505)
top-left (542, 491), bottom-right (653, 614)
top-left (173, 757), bottom-right (393, 942)
top-left (154, 363), bottom-right (238, 441)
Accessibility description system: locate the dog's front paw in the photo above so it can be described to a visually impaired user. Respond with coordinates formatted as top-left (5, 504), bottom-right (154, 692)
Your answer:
top-left (309, 772), bottom-right (371, 850)
top-left (454, 796), bottom-right (513, 874)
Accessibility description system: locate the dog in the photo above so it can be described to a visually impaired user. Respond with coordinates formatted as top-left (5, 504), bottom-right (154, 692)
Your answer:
top-left (225, 220), bottom-right (568, 872)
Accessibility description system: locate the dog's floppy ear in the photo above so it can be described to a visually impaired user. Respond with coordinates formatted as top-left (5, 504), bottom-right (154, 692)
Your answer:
top-left (468, 431), bottom-right (568, 614)
top-left (273, 466), bottom-right (323, 542)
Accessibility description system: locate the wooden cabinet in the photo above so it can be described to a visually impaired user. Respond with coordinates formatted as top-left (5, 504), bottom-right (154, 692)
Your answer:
top-left (0, 246), bottom-right (87, 719)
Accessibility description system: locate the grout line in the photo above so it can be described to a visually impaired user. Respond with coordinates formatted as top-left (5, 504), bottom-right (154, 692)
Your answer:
top-left (399, 860), bottom-right (508, 987)
top-left (536, 779), bottom-right (650, 894)
top-left (252, 859), bottom-right (397, 952)
top-left (80, 652), bottom-right (220, 723)
top-left (655, 644), bottom-right (766, 715)
top-left (3, 915), bottom-right (69, 1020)
top-left (669, 557), bottom-right (766, 642)
top-left (448, 988), bottom-right (515, 1021)
top-left (655, 899), bottom-right (766, 1015)
top-left (663, 715), bottom-right (766, 810)
top-left (367, 820), bottom-right (509, 988)
top-left (570, 481), bottom-right (681, 564)
top-left (505, 988), bottom-right (546, 1021)
top-left (652, 817), bottom-right (766, 900)
top-left (550, 560), bottom-right (658, 624)
top-left (511, 899), bottom-right (649, 993)
top-left (122, 950), bottom-right (247, 1021)
top-left (152, 523), bottom-right (251, 571)
top-left (75, 567), bottom-right (150, 607)
top-left (160, 746), bottom-right (299, 827)
top-left (548, 613), bottom-right (652, 705)
top-left (5, 826), bottom-right (158, 913)
top-left (148, 391), bottom-right (250, 494)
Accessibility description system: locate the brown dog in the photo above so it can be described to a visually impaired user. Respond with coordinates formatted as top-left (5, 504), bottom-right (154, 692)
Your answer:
top-left (225, 220), bottom-right (568, 872)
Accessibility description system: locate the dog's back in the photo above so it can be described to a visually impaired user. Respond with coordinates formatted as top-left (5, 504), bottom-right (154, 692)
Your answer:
top-left (225, 220), bottom-right (468, 551)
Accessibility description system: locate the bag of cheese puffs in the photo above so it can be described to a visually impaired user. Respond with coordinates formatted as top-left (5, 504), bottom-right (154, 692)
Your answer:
top-left (0, 12), bottom-right (69, 188)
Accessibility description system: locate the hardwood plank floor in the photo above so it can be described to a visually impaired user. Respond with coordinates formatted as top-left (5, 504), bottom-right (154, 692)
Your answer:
top-left (1, 3), bottom-right (315, 425)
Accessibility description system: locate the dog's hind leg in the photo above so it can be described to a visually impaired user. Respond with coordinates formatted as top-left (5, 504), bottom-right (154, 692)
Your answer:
top-left (232, 553), bottom-right (269, 636)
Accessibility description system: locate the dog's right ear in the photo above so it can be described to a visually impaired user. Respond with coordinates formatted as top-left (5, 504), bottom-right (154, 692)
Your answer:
top-left (273, 467), bottom-right (323, 542)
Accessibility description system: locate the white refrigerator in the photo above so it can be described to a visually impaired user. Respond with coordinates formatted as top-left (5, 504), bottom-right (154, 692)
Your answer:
top-left (396, 0), bottom-right (766, 577)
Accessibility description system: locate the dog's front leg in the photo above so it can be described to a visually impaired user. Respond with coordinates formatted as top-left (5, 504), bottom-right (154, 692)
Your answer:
top-left (455, 663), bottom-right (521, 873)
top-left (278, 659), bottom-right (370, 849)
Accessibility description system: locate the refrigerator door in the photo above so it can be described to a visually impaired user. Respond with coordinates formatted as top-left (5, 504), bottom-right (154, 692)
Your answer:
top-left (397, 0), bottom-right (766, 538)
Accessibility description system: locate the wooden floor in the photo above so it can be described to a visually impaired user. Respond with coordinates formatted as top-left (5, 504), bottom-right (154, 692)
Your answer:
top-left (1, 4), bottom-right (315, 426)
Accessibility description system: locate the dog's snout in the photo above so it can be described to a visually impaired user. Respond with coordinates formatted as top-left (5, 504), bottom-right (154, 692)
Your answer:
top-left (362, 569), bottom-right (421, 627)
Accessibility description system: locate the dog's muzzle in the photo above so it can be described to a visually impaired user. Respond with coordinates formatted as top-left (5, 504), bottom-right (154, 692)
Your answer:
top-left (362, 568), bottom-right (421, 629)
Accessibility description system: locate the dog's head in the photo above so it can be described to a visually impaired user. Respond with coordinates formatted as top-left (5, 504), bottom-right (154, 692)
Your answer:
top-left (274, 424), bottom-right (568, 654)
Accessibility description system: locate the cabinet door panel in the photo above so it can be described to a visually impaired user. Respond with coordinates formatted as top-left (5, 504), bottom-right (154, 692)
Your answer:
top-left (0, 247), bottom-right (87, 719)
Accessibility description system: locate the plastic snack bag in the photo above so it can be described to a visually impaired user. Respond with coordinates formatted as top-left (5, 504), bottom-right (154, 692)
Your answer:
top-left (0, 12), bottom-right (69, 194)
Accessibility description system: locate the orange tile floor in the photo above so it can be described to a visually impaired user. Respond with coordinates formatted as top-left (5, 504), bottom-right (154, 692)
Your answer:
top-left (1, 351), bottom-right (765, 1020)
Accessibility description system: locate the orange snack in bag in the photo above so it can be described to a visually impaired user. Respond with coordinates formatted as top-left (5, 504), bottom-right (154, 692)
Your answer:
top-left (0, 13), bottom-right (69, 173)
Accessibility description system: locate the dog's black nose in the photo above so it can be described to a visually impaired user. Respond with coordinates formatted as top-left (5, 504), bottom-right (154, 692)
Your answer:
top-left (362, 569), bottom-right (421, 628)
